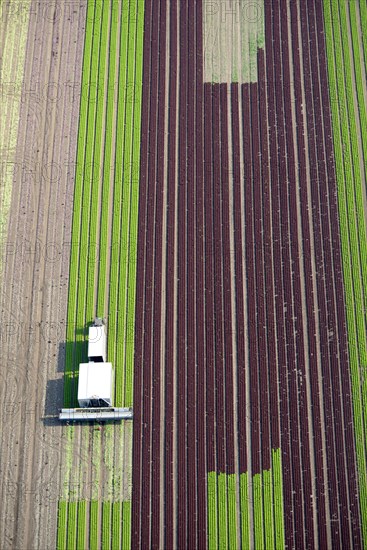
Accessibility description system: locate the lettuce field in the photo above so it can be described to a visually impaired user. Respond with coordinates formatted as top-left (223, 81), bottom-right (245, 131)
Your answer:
top-left (1, 0), bottom-right (367, 548)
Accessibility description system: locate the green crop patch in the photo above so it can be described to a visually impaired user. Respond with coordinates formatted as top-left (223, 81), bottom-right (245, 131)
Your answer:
top-left (58, 0), bottom-right (145, 548)
top-left (324, 0), bottom-right (367, 542)
top-left (207, 450), bottom-right (284, 550)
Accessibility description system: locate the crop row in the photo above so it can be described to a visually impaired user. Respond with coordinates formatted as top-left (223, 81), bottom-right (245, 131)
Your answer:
top-left (293, 0), bottom-right (364, 544)
top-left (131, 0), bottom-right (166, 547)
top-left (63, 0), bottom-right (95, 407)
top-left (348, 2), bottom-right (367, 175)
top-left (64, 0), bottom-right (143, 404)
top-left (58, 0), bottom-right (144, 547)
top-left (323, 0), bottom-right (367, 543)
top-left (57, 498), bottom-right (134, 550)
top-left (263, 1), bottom-right (307, 545)
top-left (262, 0), bottom-right (363, 545)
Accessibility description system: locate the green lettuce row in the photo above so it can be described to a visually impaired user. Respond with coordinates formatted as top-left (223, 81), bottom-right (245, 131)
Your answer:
top-left (323, 0), bottom-right (367, 542)
top-left (111, 502), bottom-right (121, 550)
top-left (64, 0), bottom-right (96, 407)
top-left (56, 501), bottom-right (67, 550)
top-left (113, 0), bottom-right (137, 407)
top-left (348, 2), bottom-right (367, 175)
top-left (76, 501), bottom-right (87, 550)
top-left (124, 0), bottom-right (145, 407)
top-left (122, 501), bottom-right (132, 549)
top-left (85, 0), bottom-right (111, 325)
top-left (67, 502), bottom-right (78, 550)
top-left (102, 501), bottom-right (112, 549)
top-left (89, 500), bottom-right (99, 550)
top-left (96, 0), bottom-right (120, 316)
top-left (357, 1), bottom-right (367, 73)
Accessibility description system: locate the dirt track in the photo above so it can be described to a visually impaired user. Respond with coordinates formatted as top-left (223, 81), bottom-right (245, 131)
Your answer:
top-left (0, 2), bottom-right (86, 548)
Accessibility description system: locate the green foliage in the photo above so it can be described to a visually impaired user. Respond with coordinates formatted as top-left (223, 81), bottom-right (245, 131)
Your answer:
top-left (96, 0), bottom-right (119, 316)
top-left (323, 0), bottom-right (367, 541)
top-left (348, 2), bottom-right (367, 172)
top-left (272, 449), bottom-right (285, 550)
top-left (76, 501), bottom-right (87, 550)
top-left (240, 473), bottom-right (250, 550)
top-left (208, 452), bottom-right (285, 549)
top-left (358, 0), bottom-right (367, 70)
top-left (207, 472), bottom-right (218, 549)
top-left (263, 469), bottom-right (274, 550)
top-left (102, 502), bottom-right (111, 549)
top-left (218, 473), bottom-right (228, 548)
top-left (122, 501), bottom-right (131, 550)
top-left (66, 501), bottom-right (78, 550)
top-left (60, 0), bottom-right (145, 541)
top-left (227, 474), bottom-right (237, 549)
top-left (252, 474), bottom-right (264, 549)
top-left (63, 0), bottom-right (145, 409)
top-left (56, 501), bottom-right (67, 550)
top-left (89, 501), bottom-right (99, 550)
top-left (111, 502), bottom-right (121, 550)
top-left (64, 0), bottom-right (96, 407)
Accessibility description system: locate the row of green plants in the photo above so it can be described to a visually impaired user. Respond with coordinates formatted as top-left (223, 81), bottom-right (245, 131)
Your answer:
top-left (58, 0), bottom-right (145, 547)
top-left (77, 501), bottom-right (87, 550)
top-left (57, 499), bottom-right (132, 550)
top-left (358, 1), bottom-right (367, 69)
top-left (207, 450), bottom-right (284, 549)
top-left (348, 2), bottom-right (367, 173)
top-left (63, 0), bottom-right (96, 406)
top-left (272, 449), bottom-right (284, 550)
top-left (323, 0), bottom-right (367, 543)
top-left (64, 0), bottom-right (144, 404)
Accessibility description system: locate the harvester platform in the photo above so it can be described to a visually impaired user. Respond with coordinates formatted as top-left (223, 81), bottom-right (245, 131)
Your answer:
top-left (59, 407), bottom-right (133, 422)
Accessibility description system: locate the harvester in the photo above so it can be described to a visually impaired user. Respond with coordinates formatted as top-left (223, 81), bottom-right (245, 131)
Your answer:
top-left (59, 318), bottom-right (133, 422)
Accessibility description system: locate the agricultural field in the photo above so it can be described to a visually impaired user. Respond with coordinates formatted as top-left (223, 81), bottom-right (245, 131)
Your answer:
top-left (1, 0), bottom-right (367, 549)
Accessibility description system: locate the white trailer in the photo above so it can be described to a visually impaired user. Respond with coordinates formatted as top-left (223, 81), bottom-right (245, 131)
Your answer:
top-left (59, 318), bottom-right (133, 422)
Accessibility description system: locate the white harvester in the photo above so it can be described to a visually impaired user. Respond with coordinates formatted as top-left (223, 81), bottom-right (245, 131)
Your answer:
top-left (59, 318), bottom-right (133, 421)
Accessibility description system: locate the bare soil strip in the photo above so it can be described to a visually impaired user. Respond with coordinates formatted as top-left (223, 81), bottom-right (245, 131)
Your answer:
top-left (0, 2), bottom-right (87, 549)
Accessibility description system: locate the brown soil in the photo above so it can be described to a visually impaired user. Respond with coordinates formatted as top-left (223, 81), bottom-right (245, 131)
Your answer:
top-left (0, 1), bottom-right (86, 548)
